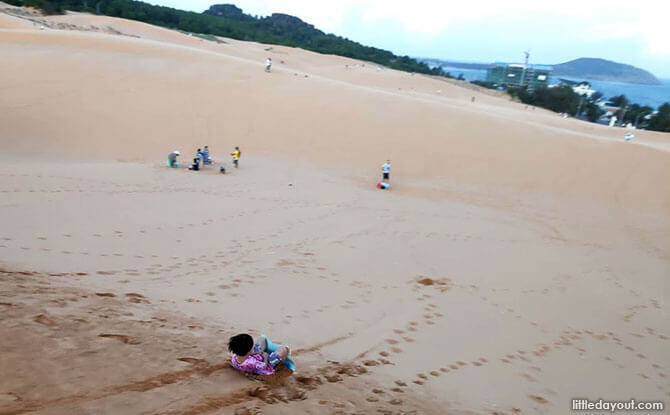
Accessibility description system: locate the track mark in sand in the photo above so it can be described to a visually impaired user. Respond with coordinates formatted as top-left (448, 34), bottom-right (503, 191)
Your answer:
top-left (33, 314), bottom-right (57, 326)
top-left (9, 361), bottom-right (232, 414)
top-left (324, 374), bottom-right (343, 383)
top-left (293, 332), bottom-right (353, 354)
top-left (529, 395), bottom-right (549, 404)
top-left (95, 292), bottom-right (116, 298)
top-left (96, 270), bottom-right (117, 276)
top-left (125, 293), bottom-right (149, 304)
top-left (178, 357), bottom-right (208, 365)
top-left (415, 276), bottom-right (452, 292)
top-left (98, 333), bottom-right (140, 345)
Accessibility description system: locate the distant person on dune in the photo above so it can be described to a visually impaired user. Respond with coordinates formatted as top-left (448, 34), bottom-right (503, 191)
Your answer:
top-left (229, 333), bottom-right (293, 375)
top-left (382, 160), bottom-right (391, 182)
top-left (265, 57), bottom-right (272, 72)
top-left (231, 146), bottom-right (241, 168)
top-left (167, 150), bottom-right (180, 168)
top-left (196, 148), bottom-right (204, 166)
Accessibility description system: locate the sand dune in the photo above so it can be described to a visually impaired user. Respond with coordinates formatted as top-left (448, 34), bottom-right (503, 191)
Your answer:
top-left (1, 7), bottom-right (669, 415)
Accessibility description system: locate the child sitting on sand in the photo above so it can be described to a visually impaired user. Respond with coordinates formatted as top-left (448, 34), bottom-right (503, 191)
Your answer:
top-left (228, 333), bottom-right (293, 375)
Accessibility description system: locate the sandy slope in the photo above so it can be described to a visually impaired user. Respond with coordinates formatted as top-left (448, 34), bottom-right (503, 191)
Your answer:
top-left (1, 7), bottom-right (669, 415)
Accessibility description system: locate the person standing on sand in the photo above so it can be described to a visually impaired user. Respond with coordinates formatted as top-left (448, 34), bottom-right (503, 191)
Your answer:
top-left (231, 146), bottom-right (241, 168)
top-left (382, 160), bottom-right (391, 182)
top-left (202, 146), bottom-right (211, 164)
top-left (265, 57), bottom-right (272, 72)
top-left (167, 150), bottom-right (180, 168)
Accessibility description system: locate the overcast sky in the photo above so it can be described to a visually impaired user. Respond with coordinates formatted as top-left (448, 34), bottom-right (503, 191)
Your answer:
top-left (148, 0), bottom-right (670, 78)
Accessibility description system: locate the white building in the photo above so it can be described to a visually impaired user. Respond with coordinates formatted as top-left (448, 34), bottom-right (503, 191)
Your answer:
top-left (572, 81), bottom-right (597, 98)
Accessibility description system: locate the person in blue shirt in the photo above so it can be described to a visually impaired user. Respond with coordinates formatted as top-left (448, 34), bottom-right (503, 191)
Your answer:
top-left (382, 160), bottom-right (391, 182)
top-left (202, 146), bottom-right (211, 164)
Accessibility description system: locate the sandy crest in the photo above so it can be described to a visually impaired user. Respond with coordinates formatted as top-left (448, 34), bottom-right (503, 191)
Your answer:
top-left (1, 6), bottom-right (669, 415)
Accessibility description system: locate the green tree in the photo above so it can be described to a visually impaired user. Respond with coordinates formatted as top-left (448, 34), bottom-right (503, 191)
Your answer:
top-left (647, 103), bottom-right (670, 132)
top-left (518, 86), bottom-right (580, 115)
top-left (609, 94), bottom-right (628, 107)
top-left (584, 102), bottom-right (604, 122)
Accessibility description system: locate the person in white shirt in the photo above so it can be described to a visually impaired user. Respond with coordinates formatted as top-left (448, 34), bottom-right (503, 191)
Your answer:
top-left (265, 57), bottom-right (272, 72)
top-left (382, 160), bottom-right (391, 182)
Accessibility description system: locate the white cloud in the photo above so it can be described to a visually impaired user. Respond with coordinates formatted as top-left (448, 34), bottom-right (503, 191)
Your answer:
top-left (163, 0), bottom-right (670, 61)
top-left (245, 0), bottom-right (669, 55)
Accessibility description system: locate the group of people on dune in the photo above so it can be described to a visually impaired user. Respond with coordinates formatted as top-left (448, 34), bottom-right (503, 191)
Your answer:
top-left (168, 146), bottom-right (240, 173)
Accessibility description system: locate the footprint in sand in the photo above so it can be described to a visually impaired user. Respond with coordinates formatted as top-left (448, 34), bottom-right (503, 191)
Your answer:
top-left (99, 333), bottom-right (140, 345)
top-left (34, 314), bottom-right (57, 326)
top-left (529, 395), bottom-right (549, 404)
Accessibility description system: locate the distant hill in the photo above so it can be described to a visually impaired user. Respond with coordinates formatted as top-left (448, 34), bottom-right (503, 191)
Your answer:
top-left (552, 58), bottom-right (661, 85)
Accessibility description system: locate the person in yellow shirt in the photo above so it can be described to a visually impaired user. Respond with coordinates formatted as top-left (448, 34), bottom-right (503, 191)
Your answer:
top-left (231, 146), bottom-right (241, 168)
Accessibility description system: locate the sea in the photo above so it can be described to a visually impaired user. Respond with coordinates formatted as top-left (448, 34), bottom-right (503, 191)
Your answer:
top-left (441, 66), bottom-right (670, 109)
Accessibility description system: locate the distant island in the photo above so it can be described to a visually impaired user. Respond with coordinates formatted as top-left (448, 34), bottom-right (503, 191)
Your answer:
top-left (552, 58), bottom-right (661, 85)
top-left (422, 57), bottom-right (661, 85)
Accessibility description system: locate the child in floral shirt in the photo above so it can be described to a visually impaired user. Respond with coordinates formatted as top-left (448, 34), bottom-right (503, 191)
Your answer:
top-left (228, 333), bottom-right (292, 375)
